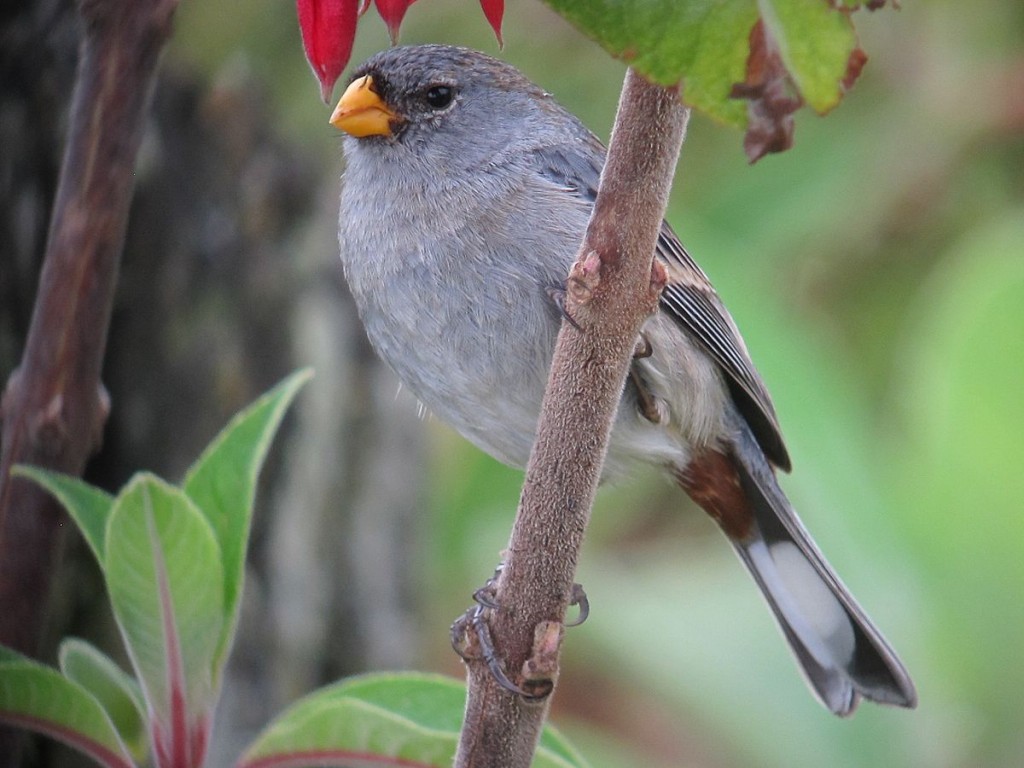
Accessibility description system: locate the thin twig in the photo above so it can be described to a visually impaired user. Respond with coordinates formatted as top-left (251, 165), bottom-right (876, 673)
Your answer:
top-left (454, 69), bottom-right (691, 768)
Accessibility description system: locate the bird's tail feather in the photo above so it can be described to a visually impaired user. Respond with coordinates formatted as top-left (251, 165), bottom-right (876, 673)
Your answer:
top-left (726, 424), bottom-right (917, 716)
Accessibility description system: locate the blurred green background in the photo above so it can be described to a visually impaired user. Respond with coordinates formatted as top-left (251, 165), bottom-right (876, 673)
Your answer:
top-left (164, 1), bottom-right (1023, 766)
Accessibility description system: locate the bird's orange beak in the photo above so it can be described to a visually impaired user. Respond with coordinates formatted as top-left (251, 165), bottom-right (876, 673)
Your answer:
top-left (330, 75), bottom-right (398, 137)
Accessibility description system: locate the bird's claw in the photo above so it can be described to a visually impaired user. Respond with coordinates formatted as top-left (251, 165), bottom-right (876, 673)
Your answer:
top-left (629, 365), bottom-right (664, 424)
top-left (565, 582), bottom-right (590, 627)
top-left (472, 578), bottom-right (500, 611)
top-left (546, 286), bottom-right (582, 332)
top-left (633, 332), bottom-right (653, 360)
top-left (451, 568), bottom-right (588, 699)
top-left (450, 597), bottom-right (544, 700)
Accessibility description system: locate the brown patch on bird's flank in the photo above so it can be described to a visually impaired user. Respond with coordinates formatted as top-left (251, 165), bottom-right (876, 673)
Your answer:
top-left (676, 452), bottom-right (754, 540)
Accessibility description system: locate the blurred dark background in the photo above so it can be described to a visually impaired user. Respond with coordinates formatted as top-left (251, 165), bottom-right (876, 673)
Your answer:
top-left (2, 0), bottom-right (1022, 766)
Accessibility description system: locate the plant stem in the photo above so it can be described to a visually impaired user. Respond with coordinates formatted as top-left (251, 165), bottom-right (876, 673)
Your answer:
top-left (454, 68), bottom-right (690, 768)
top-left (0, 0), bottom-right (178, 760)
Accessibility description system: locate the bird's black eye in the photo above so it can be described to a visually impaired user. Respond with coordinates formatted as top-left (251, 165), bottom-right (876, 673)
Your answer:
top-left (424, 85), bottom-right (454, 110)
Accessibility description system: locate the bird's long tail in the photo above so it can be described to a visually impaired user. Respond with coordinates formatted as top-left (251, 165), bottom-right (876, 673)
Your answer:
top-left (678, 424), bottom-right (917, 716)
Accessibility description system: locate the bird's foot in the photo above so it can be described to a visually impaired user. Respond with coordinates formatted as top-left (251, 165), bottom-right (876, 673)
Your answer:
top-left (546, 285), bottom-right (582, 331)
top-left (450, 566), bottom-right (589, 699)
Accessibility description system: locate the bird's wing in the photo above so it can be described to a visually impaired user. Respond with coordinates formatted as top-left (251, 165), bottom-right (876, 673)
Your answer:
top-left (532, 141), bottom-right (791, 471)
top-left (656, 229), bottom-right (790, 470)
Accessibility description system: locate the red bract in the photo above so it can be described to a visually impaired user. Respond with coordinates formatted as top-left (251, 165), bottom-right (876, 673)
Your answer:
top-left (375, 0), bottom-right (416, 45)
top-left (478, 0), bottom-right (504, 46)
top-left (297, 0), bottom-right (506, 103)
top-left (297, 0), bottom-right (360, 103)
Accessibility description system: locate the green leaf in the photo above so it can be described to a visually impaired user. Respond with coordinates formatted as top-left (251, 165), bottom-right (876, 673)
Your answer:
top-left (183, 368), bottom-right (312, 682)
top-left (761, 0), bottom-right (857, 113)
top-left (0, 659), bottom-right (134, 768)
top-left (542, 0), bottom-right (866, 127)
top-left (543, 0), bottom-right (755, 126)
top-left (0, 646), bottom-right (25, 664)
top-left (105, 474), bottom-right (224, 728)
top-left (239, 673), bottom-right (590, 768)
top-left (11, 467), bottom-right (114, 565)
top-left (59, 639), bottom-right (148, 763)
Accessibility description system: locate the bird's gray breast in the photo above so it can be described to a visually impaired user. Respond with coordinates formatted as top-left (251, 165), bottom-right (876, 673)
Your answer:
top-left (339, 151), bottom-right (587, 466)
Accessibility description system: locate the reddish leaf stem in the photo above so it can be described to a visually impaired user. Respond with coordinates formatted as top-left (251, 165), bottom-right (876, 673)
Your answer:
top-left (0, 713), bottom-right (133, 768)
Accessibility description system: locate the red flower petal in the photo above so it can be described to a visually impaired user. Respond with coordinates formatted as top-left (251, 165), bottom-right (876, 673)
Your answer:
top-left (478, 0), bottom-right (504, 46)
top-left (297, 0), bottom-right (360, 103)
top-left (374, 0), bottom-right (415, 45)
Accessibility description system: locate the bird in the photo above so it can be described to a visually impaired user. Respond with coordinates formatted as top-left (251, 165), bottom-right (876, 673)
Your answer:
top-left (329, 43), bottom-right (917, 716)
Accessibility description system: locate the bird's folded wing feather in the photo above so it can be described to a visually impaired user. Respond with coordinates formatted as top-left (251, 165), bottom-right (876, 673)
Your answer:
top-left (531, 141), bottom-right (791, 471)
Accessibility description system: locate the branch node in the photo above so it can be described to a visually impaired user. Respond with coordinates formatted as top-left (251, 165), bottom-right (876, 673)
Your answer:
top-left (31, 393), bottom-right (68, 459)
top-left (520, 620), bottom-right (563, 695)
top-left (567, 249), bottom-right (602, 306)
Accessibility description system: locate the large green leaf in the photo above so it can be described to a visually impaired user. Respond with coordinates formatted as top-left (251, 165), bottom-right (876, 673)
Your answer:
top-left (183, 368), bottom-right (312, 682)
top-left (105, 474), bottom-right (224, 728)
top-left (543, 0), bottom-right (754, 125)
top-left (239, 673), bottom-right (590, 768)
top-left (542, 0), bottom-right (867, 138)
top-left (59, 639), bottom-right (148, 763)
top-left (0, 657), bottom-right (134, 768)
top-left (11, 467), bottom-right (114, 566)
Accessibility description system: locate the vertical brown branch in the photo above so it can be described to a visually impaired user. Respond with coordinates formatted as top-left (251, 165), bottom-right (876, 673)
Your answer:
top-left (455, 69), bottom-right (691, 768)
top-left (0, 0), bottom-right (177, 659)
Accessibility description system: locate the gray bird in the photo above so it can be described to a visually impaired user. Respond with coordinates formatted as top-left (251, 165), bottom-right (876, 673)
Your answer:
top-left (330, 44), bottom-right (916, 716)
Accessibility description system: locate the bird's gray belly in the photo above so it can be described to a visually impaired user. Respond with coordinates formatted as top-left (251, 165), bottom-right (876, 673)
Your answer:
top-left (350, 251), bottom-right (562, 467)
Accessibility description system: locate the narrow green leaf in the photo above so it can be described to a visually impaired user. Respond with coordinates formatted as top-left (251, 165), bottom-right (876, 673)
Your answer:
top-left (183, 368), bottom-right (312, 682)
top-left (105, 474), bottom-right (224, 728)
top-left (0, 660), bottom-right (134, 768)
top-left (11, 467), bottom-right (114, 565)
top-left (59, 639), bottom-right (148, 763)
top-left (238, 673), bottom-right (590, 768)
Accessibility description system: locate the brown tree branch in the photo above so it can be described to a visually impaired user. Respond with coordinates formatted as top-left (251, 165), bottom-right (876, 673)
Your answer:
top-left (454, 69), bottom-right (691, 768)
top-left (0, 0), bottom-right (177, 658)
top-left (0, 7), bottom-right (179, 760)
